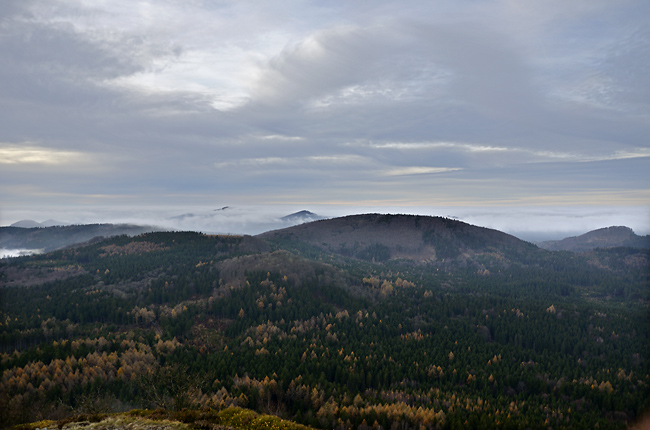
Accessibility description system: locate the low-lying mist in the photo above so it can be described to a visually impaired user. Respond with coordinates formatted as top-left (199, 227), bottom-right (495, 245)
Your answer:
top-left (2, 205), bottom-right (649, 243)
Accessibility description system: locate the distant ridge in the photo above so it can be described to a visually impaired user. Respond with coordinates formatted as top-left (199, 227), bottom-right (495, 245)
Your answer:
top-left (9, 220), bottom-right (43, 228)
top-left (537, 226), bottom-right (650, 252)
top-left (0, 223), bottom-right (162, 253)
top-left (10, 219), bottom-right (69, 228)
top-left (41, 219), bottom-right (68, 227)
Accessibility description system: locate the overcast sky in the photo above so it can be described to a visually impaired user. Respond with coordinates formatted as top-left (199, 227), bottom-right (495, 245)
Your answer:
top-left (1, 0), bottom-right (649, 237)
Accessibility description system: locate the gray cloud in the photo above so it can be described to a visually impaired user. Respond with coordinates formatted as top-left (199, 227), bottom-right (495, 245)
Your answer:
top-left (0, 0), bottom-right (648, 234)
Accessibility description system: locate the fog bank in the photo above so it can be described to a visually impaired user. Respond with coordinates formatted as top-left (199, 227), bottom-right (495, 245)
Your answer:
top-left (2, 205), bottom-right (648, 243)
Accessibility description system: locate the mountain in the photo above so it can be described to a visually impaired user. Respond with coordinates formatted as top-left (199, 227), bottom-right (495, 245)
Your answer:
top-left (260, 213), bottom-right (539, 268)
top-left (537, 226), bottom-right (650, 252)
top-left (0, 223), bottom-right (162, 253)
top-left (9, 219), bottom-right (44, 228)
top-left (280, 210), bottom-right (325, 223)
top-left (9, 219), bottom-right (69, 228)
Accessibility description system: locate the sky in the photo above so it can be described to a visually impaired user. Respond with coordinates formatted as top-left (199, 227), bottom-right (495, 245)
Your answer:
top-left (1, 0), bottom-right (649, 239)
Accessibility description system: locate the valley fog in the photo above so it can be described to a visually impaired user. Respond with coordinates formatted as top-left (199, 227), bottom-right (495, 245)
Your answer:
top-left (2, 205), bottom-right (649, 241)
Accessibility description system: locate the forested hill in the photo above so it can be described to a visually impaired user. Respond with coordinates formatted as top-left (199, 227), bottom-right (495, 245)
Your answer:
top-left (0, 223), bottom-right (162, 253)
top-left (538, 226), bottom-right (650, 252)
top-left (259, 213), bottom-right (539, 266)
top-left (1, 225), bottom-right (649, 429)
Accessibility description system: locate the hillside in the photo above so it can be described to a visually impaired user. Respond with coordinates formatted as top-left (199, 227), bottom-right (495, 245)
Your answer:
top-left (538, 226), bottom-right (650, 252)
top-left (1, 222), bottom-right (649, 429)
top-left (259, 213), bottom-right (539, 267)
top-left (0, 223), bottom-right (162, 253)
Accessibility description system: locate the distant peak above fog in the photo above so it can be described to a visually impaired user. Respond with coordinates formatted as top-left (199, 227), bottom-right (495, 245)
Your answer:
top-left (10, 219), bottom-right (69, 228)
top-left (537, 226), bottom-right (649, 252)
top-left (281, 210), bottom-right (325, 223)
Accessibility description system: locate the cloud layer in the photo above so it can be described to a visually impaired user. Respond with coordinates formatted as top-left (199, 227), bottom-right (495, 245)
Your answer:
top-left (0, 0), bottom-right (648, 234)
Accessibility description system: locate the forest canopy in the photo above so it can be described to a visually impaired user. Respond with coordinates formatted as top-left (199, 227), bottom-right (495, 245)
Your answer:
top-left (1, 217), bottom-right (649, 429)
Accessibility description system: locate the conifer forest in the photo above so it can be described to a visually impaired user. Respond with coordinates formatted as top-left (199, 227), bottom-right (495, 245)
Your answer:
top-left (1, 215), bottom-right (649, 429)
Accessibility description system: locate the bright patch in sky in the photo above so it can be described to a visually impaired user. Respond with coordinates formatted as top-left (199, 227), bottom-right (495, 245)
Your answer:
top-left (0, 145), bottom-right (90, 165)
